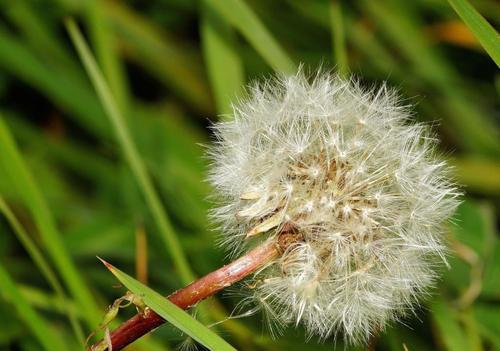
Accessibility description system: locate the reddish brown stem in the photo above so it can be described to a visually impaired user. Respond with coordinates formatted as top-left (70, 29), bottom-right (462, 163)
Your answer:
top-left (91, 239), bottom-right (281, 351)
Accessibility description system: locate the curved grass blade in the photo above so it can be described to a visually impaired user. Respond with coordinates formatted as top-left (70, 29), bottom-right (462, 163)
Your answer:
top-left (448, 0), bottom-right (500, 66)
top-left (100, 259), bottom-right (237, 351)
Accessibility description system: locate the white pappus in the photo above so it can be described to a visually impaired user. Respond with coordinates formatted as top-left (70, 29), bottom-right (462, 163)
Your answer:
top-left (207, 70), bottom-right (460, 345)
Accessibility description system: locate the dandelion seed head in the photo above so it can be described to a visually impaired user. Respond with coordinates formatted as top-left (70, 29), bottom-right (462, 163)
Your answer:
top-left (208, 70), bottom-right (460, 344)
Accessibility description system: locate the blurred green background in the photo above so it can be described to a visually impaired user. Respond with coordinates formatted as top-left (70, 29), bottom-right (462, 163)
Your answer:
top-left (0, 0), bottom-right (499, 350)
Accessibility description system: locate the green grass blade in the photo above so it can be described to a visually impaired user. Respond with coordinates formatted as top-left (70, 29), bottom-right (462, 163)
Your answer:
top-left (0, 116), bottom-right (101, 327)
top-left (100, 259), bottom-right (237, 351)
top-left (0, 196), bottom-right (85, 346)
top-left (205, 0), bottom-right (296, 73)
top-left (85, 0), bottom-right (130, 113)
top-left (201, 0), bottom-right (245, 115)
top-left (447, 0), bottom-right (500, 66)
top-left (65, 18), bottom-right (195, 284)
top-left (329, 0), bottom-right (348, 76)
top-left (0, 265), bottom-right (66, 351)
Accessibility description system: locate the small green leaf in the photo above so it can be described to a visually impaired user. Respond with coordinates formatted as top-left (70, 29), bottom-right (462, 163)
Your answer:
top-left (448, 0), bottom-right (500, 66)
top-left (100, 259), bottom-right (237, 351)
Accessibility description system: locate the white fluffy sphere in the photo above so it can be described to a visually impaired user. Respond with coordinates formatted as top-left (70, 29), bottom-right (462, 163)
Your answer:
top-left (208, 71), bottom-right (460, 344)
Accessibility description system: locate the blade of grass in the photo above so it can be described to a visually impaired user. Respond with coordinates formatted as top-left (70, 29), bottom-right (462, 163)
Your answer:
top-left (205, 0), bottom-right (296, 73)
top-left (0, 265), bottom-right (67, 351)
top-left (65, 18), bottom-right (195, 284)
top-left (85, 0), bottom-right (130, 113)
top-left (420, 0), bottom-right (500, 22)
top-left (0, 116), bottom-right (102, 327)
top-left (100, 259), bottom-right (237, 351)
top-left (447, 0), bottom-right (500, 66)
top-left (0, 196), bottom-right (85, 346)
top-left (200, 0), bottom-right (245, 115)
top-left (329, 0), bottom-right (348, 76)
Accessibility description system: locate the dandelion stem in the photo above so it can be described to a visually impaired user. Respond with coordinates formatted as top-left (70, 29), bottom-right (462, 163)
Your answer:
top-left (91, 237), bottom-right (291, 351)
